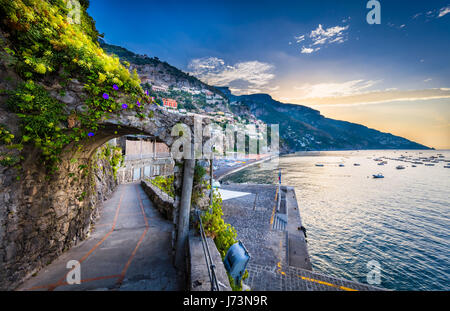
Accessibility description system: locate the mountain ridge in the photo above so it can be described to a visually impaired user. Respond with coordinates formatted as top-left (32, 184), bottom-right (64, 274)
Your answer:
top-left (217, 87), bottom-right (431, 152)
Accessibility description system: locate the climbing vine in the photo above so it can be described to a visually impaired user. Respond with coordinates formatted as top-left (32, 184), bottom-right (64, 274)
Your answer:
top-left (6, 81), bottom-right (69, 170)
top-left (0, 124), bottom-right (14, 145)
top-left (150, 175), bottom-right (175, 198)
top-left (95, 142), bottom-right (123, 180)
top-left (201, 191), bottom-right (237, 258)
top-left (109, 146), bottom-right (123, 180)
top-left (191, 163), bottom-right (207, 204)
top-left (200, 190), bottom-right (249, 290)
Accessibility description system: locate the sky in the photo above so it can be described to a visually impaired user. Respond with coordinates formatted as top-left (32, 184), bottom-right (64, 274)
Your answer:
top-left (88, 0), bottom-right (450, 149)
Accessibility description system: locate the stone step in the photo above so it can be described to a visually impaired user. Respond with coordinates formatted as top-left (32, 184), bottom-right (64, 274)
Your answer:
top-left (272, 214), bottom-right (287, 231)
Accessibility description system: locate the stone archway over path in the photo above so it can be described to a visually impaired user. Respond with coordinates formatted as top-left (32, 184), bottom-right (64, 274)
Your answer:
top-left (0, 77), bottom-right (209, 290)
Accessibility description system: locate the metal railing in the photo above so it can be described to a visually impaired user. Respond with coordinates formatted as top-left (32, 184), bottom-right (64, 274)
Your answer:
top-left (196, 210), bottom-right (220, 291)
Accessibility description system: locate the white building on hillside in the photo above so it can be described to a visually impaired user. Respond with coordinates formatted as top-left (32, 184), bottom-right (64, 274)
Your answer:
top-left (152, 85), bottom-right (169, 92)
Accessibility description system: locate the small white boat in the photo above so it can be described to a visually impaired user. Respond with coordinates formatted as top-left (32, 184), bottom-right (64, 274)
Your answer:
top-left (377, 162), bottom-right (385, 166)
top-left (443, 165), bottom-right (450, 168)
top-left (373, 173), bottom-right (384, 178)
top-left (396, 165), bottom-right (405, 169)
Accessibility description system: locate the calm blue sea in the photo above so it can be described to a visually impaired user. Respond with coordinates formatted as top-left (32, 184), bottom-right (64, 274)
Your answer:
top-left (222, 150), bottom-right (450, 291)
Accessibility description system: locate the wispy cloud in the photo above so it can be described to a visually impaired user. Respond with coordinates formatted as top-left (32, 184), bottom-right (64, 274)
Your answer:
top-left (387, 22), bottom-right (407, 30)
top-left (438, 5), bottom-right (450, 17)
top-left (188, 57), bottom-right (275, 95)
top-left (411, 5), bottom-right (450, 20)
top-left (279, 85), bottom-right (450, 107)
top-left (293, 23), bottom-right (349, 54)
top-left (424, 78), bottom-right (432, 82)
top-left (294, 35), bottom-right (305, 43)
top-left (301, 47), bottom-right (315, 54)
top-left (293, 79), bottom-right (379, 98)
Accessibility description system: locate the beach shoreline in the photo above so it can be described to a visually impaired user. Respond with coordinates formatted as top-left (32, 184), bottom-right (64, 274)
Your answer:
top-left (214, 154), bottom-right (276, 181)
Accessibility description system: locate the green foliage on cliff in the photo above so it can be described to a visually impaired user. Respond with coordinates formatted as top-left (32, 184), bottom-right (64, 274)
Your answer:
top-left (0, 124), bottom-right (22, 167)
top-left (0, 124), bottom-right (14, 145)
top-left (6, 81), bottom-right (69, 168)
top-left (0, 0), bottom-right (149, 171)
top-left (150, 175), bottom-right (175, 198)
top-left (96, 142), bottom-right (123, 180)
top-left (109, 146), bottom-right (123, 180)
top-left (201, 191), bottom-right (250, 290)
top-left (201, 191), bottom-right (238, 258)
top-left (191, 163), bottom-right (207, 204)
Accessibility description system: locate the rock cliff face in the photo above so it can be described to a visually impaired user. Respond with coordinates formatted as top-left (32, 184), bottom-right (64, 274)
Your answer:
top-left (0, 139), bottom-right (118, 290)
top-left (217, 87), bottom-right (431, 152)
top-left (99, 41), bottom-right (220, 94)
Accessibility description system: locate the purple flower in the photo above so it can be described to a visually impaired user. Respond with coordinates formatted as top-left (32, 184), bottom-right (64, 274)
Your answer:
top-left (113, 84), bottom-right (119, 90)
top-left (122, 104), bottom-right (128, 109)
top-left (145, 90), bottom-right (149, 95)
top-left (88, 132), bottom-right (94, 137)
top-left (102, 93), bottom-right (109, 100)
top-left (137, 100), bottom-right (141, 107)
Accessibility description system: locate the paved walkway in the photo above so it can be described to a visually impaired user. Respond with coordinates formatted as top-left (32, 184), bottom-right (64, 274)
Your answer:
top-left (18, 183), bottom-right (183, 291)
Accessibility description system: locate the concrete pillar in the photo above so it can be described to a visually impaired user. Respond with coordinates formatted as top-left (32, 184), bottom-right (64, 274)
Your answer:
top-left (174, 158), bottom-right (195, 270)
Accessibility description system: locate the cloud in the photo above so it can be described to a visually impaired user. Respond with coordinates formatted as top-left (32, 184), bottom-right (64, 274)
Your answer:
top-left (388, 22), bottom-right (407, 30)
top-left (279, 86), bottom-right (450, 107)
top-left (310, 24), bottom-right (349, 42)
top-left (293, 79), bottom-right (379, 98)
top-left (188, 57), bottom-right (275, 95)
top-left (438, 6), bottom-right (450, 17)
top-left (294, 35), bottom-right (305, 43)
top-left (424, 78), bottom-right (432, 82)
top-left (294, 23), bottom-right (349, 54)
top-left (301, 47), bottom-right (315, 54)
top-left (411, 6), bottom-right (450, 20)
